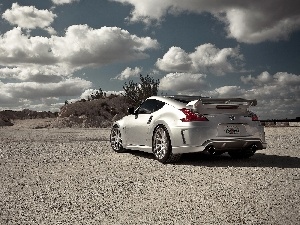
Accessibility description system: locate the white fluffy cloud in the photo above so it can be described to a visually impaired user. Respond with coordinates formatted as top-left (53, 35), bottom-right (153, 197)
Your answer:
top-left (0, 24), bottom-right (158, 111)
top-left (114, 67), bottom-right (142, 80)
top-left (223, 5), bottom-right (300, 43)
top-left (241, 71), bottom-right (300, 87)
top-left (0, 65), bottom-right (74, 90)
top-left (0, 25), bottom-right (158, 76)
top-left (208, 72), bottom-right (300, 119)
top-left (0, 77), bottom-right (91, 112)
top-left (0, 25), bottom-right (158, 69)
top-left (159, 73), bottom-right (208, 93)
top-left (113, 0), bottom-right (300, 43)
top-left (241, 72), bottom-right (300, 103)
top-left (51, 25), bottom-right (159, 68)
top-left (156, 44), bottom-right (243, 75)
top-left (0, 66), bottom-right (64, 83)
top-left (2, 3), bottom-right (57, 34)
top-left (207, 86), bottom-right (245, 98)
top-left (0, 78), bottom-right (91, 100)
top-left (0, 27), bottom-right (57, 66)
top-left (52, 0), bottom-right (79, 5)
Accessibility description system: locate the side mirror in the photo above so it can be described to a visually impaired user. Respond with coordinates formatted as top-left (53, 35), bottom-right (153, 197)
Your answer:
top-left (127, 107), bottom-right (135, 115)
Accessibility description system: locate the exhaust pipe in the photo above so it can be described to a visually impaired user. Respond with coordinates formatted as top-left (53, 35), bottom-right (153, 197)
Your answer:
top-left (248, 144), bottom-right (258, 154)
top-left (205, 146), bottom-right (216, 155)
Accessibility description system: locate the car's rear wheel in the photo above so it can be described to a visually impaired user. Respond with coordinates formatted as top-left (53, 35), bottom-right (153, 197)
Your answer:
top-left (152, 125), bottom-right (181, 163)
top-left (110, 125), bottom-right (126, 153)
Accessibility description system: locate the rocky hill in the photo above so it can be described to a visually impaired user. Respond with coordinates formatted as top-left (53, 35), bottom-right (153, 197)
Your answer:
top-left (0, 95), bottom-right (131, 128)
top-left (53, 95), bottom-right (131, 128)
top-left (0, 109), bottom-right (58, 127)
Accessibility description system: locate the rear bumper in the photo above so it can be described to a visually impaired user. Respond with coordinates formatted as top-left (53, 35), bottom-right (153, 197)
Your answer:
top-left (171, 138), bottom-right (267, 154)
top-left (202, 138), bottom-right (267, 150)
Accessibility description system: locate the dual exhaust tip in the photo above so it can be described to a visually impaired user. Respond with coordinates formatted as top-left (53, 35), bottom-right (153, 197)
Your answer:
top-left (205, 144), bottom-right (258, 155)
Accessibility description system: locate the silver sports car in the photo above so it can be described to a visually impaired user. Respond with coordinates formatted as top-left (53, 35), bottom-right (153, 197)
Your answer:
top-left (110, 95), bottom-right (267, 163)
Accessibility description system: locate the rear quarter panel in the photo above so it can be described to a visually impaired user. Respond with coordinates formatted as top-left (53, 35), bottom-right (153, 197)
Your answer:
top-left (146, 104), bottom-right (183, 147)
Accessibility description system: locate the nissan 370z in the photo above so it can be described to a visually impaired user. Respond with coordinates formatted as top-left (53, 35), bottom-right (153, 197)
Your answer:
top-left (110, 95), bottom-right (267, 163)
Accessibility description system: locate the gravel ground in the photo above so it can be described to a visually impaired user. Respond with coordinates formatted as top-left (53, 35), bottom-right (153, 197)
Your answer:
top-left (0, 120), bottom-right (299, 225)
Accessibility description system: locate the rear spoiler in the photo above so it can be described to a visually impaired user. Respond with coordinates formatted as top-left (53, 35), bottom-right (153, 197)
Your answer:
top-left (185, 98), bottom-right (257, 114)
top-left (166, 95), bottom-right (257, 106)
top-left (199, 98), bottom-right (257, 106)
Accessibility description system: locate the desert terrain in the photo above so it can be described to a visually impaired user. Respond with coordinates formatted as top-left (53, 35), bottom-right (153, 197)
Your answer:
top-left (0, 119), bottom-right (299, 224)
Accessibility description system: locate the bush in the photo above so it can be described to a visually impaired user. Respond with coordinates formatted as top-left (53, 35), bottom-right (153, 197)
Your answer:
top-left (123, 74), bottom-right (159, 105)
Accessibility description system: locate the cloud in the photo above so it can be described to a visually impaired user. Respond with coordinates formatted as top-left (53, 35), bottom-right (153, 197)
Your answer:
top-left (113, 0), bottom-right (300, 43)
top-left (114, 66), bottom-right (142, 80)
top-left (207, 86), bottom-right (245, 98)
top-left (159, 73), bottom-right (208, 93)
top-left (2, 3), bottom-right (57, 34)
top-left (15, 97), bottom-right (62, 112)
top-left (156, 44), bottom-right (243, 75)
top-left (208, 72), bottom-right (300, 119)
top-left (52, 0), bottom-right (79, 5)
top-left (0, 24), bottom-right (158, 112)
top-left (0, 66), bottom-right (71, 82)
top-left (0, 77), bottom-right (91, 102)
top-left (241, 71), bottom-right (272, 85)
top-left (241, 72), bottom-right (300, 116)
top-left (112, 0), bottom-right (174, 25)
top-left (0, 23), bottom-right (159, 90)
top-left (53, 25), bottom-right (159, 68)
top-left (223, 4), bottom-right (300, 43)
top-left (0, 25), bottom-right (159, 75)
top-left (0, 97), bottom-right (64, 112)
top-left (0, 27), bottom-right (57, 66)
top-left (156, 47), bottom-right (191, 72)
top-left (241, 71), bottom-right (300, 87)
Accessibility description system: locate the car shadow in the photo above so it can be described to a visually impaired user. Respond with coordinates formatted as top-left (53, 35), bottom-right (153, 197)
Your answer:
top-left (127, 150), bottom-right (300, 169)
top-left (179, 152), bottom-right (300, 168)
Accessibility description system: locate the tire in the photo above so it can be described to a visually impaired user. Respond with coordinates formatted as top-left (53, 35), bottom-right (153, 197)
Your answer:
top-left (152, 125), bottom-right (181, 163)
top-left (110, 125), bottom-right (126, 153)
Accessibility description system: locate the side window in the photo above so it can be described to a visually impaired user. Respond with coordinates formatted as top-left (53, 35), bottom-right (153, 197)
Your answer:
top-left (137, 99), bottom-right (165, 114)
top-left (156, 100), bottom-right (165, 111)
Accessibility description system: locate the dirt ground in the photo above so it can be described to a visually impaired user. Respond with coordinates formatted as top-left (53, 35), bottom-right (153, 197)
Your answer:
top-left (0, 119), bottom-right (299, 224)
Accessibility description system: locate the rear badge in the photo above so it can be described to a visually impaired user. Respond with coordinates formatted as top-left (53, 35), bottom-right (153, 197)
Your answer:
top-left (225, 126), bottom-right (240, 134)
top-left (229, 115), bottom-right (235, 120)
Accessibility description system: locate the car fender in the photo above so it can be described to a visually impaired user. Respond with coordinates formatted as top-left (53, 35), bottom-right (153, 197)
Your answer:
top-left (111, 119), bottom-right (128, 146)
top-left (148, 118), bottom-right (175, 147)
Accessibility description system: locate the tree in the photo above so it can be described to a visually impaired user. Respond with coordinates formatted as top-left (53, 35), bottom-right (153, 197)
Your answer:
top-left (123, 74), bottom-right (159, 105)
top-left (90, 88), bottom-right (104, 100)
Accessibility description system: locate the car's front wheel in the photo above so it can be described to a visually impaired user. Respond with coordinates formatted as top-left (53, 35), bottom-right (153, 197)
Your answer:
top-left (152, 125), bottom-right (181, 163)
top-left (110, 125), bottom-right (126, 153)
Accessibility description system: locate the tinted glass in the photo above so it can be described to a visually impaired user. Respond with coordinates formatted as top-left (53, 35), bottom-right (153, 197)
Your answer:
top-left (137, 99), bottom-right (165, 114)
top-left (156, 100), bottom-right (165, 111)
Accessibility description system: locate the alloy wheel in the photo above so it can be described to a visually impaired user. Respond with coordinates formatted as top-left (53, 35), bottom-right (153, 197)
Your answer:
top-left (110, 127), bottom-right (124, 152)
top-left (153, 127), bottom-right (169, 160)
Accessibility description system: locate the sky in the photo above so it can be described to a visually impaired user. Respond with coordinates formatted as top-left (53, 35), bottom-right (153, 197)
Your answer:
top-left (0, 0), bottom-right (300, 119)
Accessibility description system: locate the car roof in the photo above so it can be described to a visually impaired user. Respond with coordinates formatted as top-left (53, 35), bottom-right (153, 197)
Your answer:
top-left (165, 95), bottom-right (209, 103)
top-left (147, 96), bottom-right (190, 108)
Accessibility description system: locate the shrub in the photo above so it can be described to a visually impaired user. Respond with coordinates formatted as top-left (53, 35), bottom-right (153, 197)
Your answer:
top-left (123, 74), bottom-right (159, 105)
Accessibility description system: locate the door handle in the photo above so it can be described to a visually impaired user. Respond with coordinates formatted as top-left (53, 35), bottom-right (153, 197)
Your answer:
top-left (147, 116), bottom-right (153, 124)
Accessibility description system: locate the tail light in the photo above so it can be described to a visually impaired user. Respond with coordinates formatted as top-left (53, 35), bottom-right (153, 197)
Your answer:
top-left (180, 108), bottom-right (208, 122)
top-left (251, 113), bottom-right (259, 121)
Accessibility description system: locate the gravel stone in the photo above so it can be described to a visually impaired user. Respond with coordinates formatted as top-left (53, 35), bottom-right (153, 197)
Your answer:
top-left (0, 122), bottom-right (299, 224)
